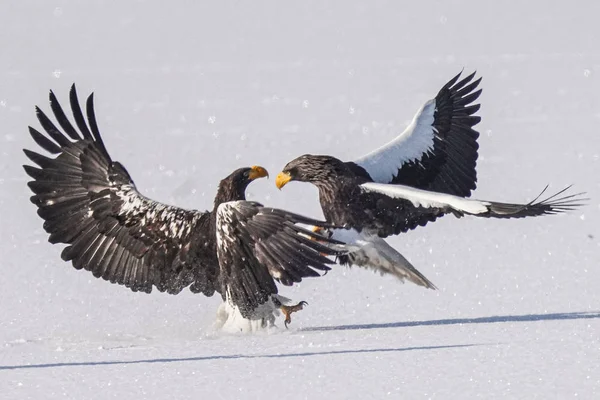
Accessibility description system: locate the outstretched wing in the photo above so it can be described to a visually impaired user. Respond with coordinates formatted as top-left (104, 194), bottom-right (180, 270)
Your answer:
top-left (356, 183), bottom-right (585, 237)
top-left (352, 71), bottom-right (482, 197)
top-left (23, 85), bottom-right (219, 295)
top-left (216, 201), bottom-right (347, 318)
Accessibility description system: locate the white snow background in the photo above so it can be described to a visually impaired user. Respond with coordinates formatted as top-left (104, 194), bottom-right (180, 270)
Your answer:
top-left (1, 2), bottom-right (599, 399)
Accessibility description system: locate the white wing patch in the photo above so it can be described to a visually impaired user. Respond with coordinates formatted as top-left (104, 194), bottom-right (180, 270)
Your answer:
top-left (360, 182), bottom-right (491, 215)
top-left (354, 99), bottom-right (437, 183)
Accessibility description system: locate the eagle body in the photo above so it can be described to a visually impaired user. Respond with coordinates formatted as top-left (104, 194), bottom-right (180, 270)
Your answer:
top-left (286, 155), bottom-right (445, 239)
top-left (24, 85), bottom-right (348, 332)
top-left (276, 72), bottom-right (583, 290)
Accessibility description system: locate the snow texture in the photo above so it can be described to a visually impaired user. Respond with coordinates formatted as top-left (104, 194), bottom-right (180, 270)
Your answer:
top-left (1, 1), bottom-right (599, 399)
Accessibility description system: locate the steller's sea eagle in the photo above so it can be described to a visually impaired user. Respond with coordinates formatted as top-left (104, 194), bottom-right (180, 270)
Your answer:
top-left (275, 72), bottom-right (584, 289)
top-left (23, 85), bottom-right (348, 332)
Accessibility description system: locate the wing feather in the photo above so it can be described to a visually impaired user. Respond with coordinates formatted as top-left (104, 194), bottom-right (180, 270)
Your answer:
top-left (35, 106), bottom-right (73, 147)
top-left (49, 90), bottom-right (82, 140)
top-left (359, 182), bottom-right (586, 234)
top-left (24, 85), bottom-right (218, 295)
top-left (353, 71), bottom-right (482, 197)
top-left (28, 127), bottom-right (61, 154)
top-left (216, 201), bottom-right (347, 318)
top-left (68, 84), bottom-right (95, 141)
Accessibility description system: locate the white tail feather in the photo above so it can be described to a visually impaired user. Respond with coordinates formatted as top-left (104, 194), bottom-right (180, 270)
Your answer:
top-left (331, 229), bottom-right (436, 289)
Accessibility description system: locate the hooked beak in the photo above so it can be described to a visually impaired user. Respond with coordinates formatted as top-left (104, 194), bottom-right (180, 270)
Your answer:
top-left (248, 165), bottom-right (269, 180)
top-left (275, 171), bottom-right (292, 189)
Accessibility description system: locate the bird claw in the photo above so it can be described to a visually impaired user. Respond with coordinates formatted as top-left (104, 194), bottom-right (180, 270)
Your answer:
top-left (281, 301), bottom-right (308, 328)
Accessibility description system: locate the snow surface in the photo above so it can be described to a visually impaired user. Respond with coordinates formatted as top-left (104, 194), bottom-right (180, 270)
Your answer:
top-left (1, 1), bottom-right (599, 399)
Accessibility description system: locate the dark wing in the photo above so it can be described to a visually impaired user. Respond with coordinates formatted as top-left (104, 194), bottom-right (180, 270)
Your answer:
top-left (351, 71), bottom-right (481, 197)
top-left (215, 201), bottom-right (347, 319)
top-left (356, 183), bottom-right (585, 237)
top-left (23, 85), bottom-right (219, 295)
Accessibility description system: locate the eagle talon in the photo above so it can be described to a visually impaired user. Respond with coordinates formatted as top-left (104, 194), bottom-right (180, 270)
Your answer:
top-left (281, 301), bottom-right (308, 328)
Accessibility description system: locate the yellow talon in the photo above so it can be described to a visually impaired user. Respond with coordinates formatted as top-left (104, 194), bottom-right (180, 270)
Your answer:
top-left (280, 301), bottom-right (308, 328)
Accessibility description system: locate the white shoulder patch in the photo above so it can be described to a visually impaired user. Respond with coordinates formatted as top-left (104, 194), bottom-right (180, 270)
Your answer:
top-left (354, 99), bottom-right (437, 183)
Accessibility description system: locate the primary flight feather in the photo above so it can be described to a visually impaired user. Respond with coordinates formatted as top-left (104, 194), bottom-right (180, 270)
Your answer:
top-left (23, 85), bottom-right (348, 331)
top-left (276, 72), bottom-right (584, 289)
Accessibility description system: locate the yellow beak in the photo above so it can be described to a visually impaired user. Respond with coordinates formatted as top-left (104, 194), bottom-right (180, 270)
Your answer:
top-left (275, 171), bottom-right (292, 189)
top-left (248, 165), bottom-right (269, 180)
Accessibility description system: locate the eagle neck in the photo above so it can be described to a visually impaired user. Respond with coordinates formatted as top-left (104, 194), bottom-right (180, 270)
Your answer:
top-left (316, 178), bottom-right (343, 215)
top-left (316, 176), bottom-right (357, 223)
top-left (213, 182), bottom-right (247, 211)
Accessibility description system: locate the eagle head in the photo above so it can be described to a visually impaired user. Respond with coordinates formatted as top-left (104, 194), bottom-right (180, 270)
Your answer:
top-left (216, 165), bottom-right (269, 205)
top-left (276, 154), bottom-right (347, 189)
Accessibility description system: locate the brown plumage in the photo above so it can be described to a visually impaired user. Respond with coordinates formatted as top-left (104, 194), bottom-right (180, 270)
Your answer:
top-left (24, 84), bottom-right (348, 320)
top-left (275, 72), bottom-right (584, 290)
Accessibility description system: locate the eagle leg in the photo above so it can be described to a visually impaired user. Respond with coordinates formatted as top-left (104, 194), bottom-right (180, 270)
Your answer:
top-left (281, 301), bottom-right (308, 328)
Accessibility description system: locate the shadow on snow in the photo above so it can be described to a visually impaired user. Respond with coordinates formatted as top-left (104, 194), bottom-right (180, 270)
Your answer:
top-left (3, 311), bottom-right (597, 371)
top-left (303, 311), bottom-right (600, 332)
top-left (0, 344), bottom-right (473, 371)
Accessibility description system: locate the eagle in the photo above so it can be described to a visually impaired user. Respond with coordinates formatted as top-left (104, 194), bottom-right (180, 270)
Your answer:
top-left (275, 71), bottom-right (583, 289)
top-left (23, 85), bottom-right (349, 332)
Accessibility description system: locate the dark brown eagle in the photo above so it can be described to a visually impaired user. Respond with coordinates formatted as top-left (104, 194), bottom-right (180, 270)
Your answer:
top-left (275, 72), bottom-right (583, 289)
top-left (23, 85), bottom-right (348, 332)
